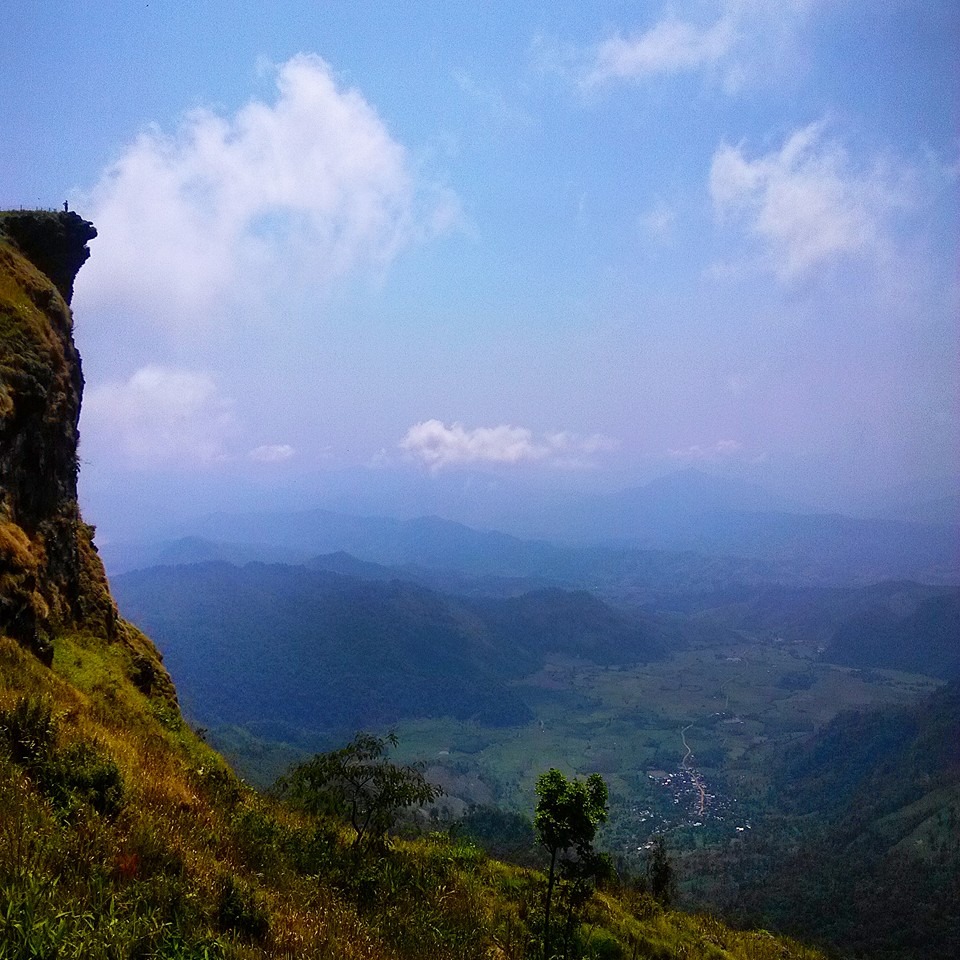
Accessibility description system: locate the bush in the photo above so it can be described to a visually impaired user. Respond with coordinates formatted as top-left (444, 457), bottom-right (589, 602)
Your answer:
top-left (38, 741), bottom-right (124, 817)
top-left (215, 874), bottom-right (270, 941)
top-left (0, 696), bottom-right (124, 817)
top-left (0, 696), bottom-right (56, 766)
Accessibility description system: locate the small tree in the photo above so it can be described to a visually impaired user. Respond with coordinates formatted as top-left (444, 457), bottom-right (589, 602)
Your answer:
top-left (276, 732), bottom-right (442, 852)
top-left (646, 835), bottom-right (676, 906)
top-left (534, 769), bottom-right (608, 960)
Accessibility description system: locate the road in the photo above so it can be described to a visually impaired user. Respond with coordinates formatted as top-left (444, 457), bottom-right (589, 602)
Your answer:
top-left (680, 722), bottom-right (707, 817)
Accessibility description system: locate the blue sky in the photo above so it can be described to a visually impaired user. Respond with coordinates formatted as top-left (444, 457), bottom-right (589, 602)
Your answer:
top-left (2, 1), bottom-right (957, 536)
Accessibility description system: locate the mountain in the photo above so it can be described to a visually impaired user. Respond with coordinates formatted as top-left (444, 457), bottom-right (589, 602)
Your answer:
top-left (111, 561), bottom-right (664, 733)
top-left (824, 589), bottom-right (960, 679)
top-left (555, 468), bottom-right (800, 540)
top-left (643, 579), bottom-right (960, 675)
top-left (100, 534), bottom-right (307, 574)
top-left (305, 551), bottom-right (559, 598)
top-left (855, 475), bottom-right (960, 527)
top-left (167, 489), bottom-right (958, 589)
top-left (0, 210), bottom-right (828, 959)
top-left (0, 210), bottom-right (170, 687)
top-left (106, 511), bottom-right (789, 602)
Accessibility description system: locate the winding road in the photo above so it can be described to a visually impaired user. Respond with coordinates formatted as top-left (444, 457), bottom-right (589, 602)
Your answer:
top-left (680, 722), bottom-right (708, 817)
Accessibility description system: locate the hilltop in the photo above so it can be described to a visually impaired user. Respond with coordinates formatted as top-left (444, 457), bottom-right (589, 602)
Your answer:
top-left (0, 210), bottom-right (830, 958)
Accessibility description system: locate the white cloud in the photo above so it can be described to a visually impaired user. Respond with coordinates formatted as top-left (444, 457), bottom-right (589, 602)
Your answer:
top-left (585, 17), bottom-right (732, 86)
top-left (400, 420), bottom-right (618, 471)
top-left (83, 366), bottom-right (236, 466)
top-left (581, 0), bottom-right (817, 91)
top-left (709, 123), bottom-right (912, 280)
top-left (248, 443), bottom-right (295, 463)
top-left (78, 54), bottom-right (453, 332)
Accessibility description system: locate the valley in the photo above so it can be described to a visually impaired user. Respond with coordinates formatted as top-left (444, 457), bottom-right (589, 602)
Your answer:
top-left (379, 633), bottom-right (940, 848)
top-left (102, 478), bottom-right (959, 960)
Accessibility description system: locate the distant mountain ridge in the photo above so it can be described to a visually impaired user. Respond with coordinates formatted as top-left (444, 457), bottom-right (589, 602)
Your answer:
top-left (101, 473), bottom-right (960, 588)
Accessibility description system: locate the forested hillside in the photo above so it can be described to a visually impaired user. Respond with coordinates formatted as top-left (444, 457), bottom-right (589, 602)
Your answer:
top-left (685, 682), bottom-right (960, 959)
top-left (111, 560), bottom-right (663, 731)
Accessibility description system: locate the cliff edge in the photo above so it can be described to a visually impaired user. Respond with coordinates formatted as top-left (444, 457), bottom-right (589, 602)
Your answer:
top-left (0, 210), bottom-right (173, 699)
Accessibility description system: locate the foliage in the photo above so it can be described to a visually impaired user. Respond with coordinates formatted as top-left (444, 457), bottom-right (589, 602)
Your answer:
top-left (535, 769), bottom-right (609, 960)
top-left (276, 731), bottom-right (443, 851)
top-left (215, 875), bottom-right (270, 942)
top-left (0, 695), bottom-right (56, 765)
top-left (535, 770), bottom-right (609, 863)
top-left (686, 681), bottom-right (960, 959)
top-left (645, 837), bottom-right (675, 906)
top-left (453, 804), bottom-right (546, 868)
top-left (0, 695), bottom-right (124, 817)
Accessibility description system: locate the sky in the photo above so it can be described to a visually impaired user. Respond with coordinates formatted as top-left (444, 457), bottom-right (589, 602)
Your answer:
top-left (2, 1), bottom-right (957, 538)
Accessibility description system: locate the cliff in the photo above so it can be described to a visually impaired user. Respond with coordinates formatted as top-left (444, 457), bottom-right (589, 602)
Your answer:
top-left (0, 210), bottom-right (173, 698)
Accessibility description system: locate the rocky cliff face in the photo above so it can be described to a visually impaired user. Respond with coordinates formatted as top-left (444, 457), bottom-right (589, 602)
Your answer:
top-left (0, 211), bottom-right (174, 699)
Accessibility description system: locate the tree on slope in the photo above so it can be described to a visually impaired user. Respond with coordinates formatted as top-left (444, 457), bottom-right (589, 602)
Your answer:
top-left (277, 731), bottom-right (441, 852)
top-left (534, 768), bottom-right (608, 959)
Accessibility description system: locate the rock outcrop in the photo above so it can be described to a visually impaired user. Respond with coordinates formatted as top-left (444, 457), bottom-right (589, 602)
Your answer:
top-left (0, 211), bottom-right (174, 700)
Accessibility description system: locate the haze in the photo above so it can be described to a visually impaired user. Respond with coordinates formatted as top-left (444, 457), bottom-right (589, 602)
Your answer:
top-left (2, 1), bottom-right (956, 540)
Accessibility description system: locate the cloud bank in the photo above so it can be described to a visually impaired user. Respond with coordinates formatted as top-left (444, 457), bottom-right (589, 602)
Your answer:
top-left (400, 420), bottom-right (617, 471)
top-left (668, 439), bottom-right (746, 461)
top-left (248, 444), bottom-right (296, 463)
top-left (79, 54), bottom-right (454, 332)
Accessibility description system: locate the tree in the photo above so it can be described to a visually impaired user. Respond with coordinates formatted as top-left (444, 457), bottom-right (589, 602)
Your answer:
top-left (646, 835), bottom-right (675, 906)
top-left (534, 769), bottom-right (608, 960)
top-left (276, 732), bottom-right (442, 852)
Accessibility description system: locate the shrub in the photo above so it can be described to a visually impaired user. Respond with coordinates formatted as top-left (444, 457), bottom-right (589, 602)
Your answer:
top-left (215, 875), bottom-right (270, 941)
top-left (0, 696), bottom-right (56, 766)
top-left (0, 696), bottom-right (124, 818)
top-left (38, 741), bottom-right (124, 817)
